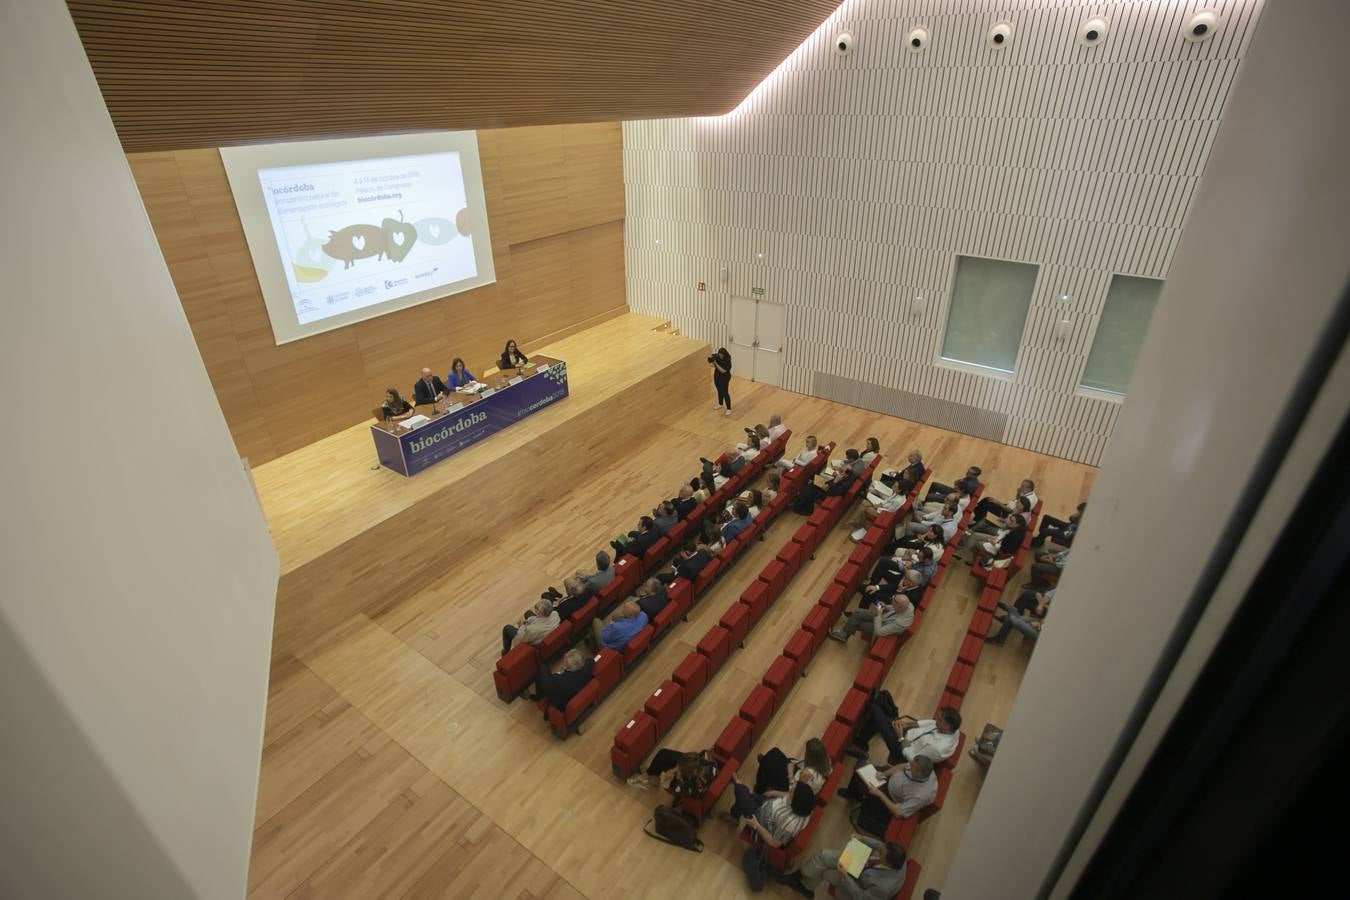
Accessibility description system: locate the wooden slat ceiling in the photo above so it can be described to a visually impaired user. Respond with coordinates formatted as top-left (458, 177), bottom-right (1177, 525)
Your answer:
top-left (66, 0), bottom-right (843, 152)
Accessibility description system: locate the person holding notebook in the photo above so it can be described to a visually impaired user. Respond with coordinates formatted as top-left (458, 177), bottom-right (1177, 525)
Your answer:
top-left (779, 835), bottom-right (908, 898)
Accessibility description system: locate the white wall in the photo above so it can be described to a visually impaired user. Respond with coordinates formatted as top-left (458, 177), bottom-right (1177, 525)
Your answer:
top-left (624, 0), bottom-right (1265, 465)
top-left (943, 0), bottom-right (1350, 895)
top-left (0, 3), bottom-right (279, 898)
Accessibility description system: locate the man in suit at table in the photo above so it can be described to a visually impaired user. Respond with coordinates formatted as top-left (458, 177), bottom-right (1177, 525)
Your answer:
top-left (413, 367), bottom-right (448, 406)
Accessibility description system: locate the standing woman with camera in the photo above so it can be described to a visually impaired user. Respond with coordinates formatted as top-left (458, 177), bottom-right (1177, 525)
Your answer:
top-left (710, 347), bottom-right (733, 416)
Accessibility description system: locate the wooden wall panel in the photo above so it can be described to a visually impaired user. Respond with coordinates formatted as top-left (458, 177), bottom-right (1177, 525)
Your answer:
top-left (624, 0), bottom-right (1266, 467)
top-left (129, 122), bottom-right (628, 464)
top-left (67, 0), bottom-right (844, 153)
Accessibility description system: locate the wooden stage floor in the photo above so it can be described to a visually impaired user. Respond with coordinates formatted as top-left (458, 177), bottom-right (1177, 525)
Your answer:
top-left (248, 315), bottom-right (1097, 899)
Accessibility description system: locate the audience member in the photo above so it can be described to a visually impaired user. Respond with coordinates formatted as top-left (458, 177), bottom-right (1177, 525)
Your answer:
top-left (652, 501), bottom-right (679, 535)
top-left (590, 600), bottom-right (648, 652)
top-left (985, 592), bottom-right (1051, 645)
top-left (634, 577), bottom-right (670, 621)
top-left (629, 747), bottom-right (720, 797)
top-left (762, 471), bottom-right (782, 504)
top-left (721, 502), bottom-right (754, 542)
top-left (767, 414), bottom-right (787, 441)
top-left (959, 510), bottom-right (1028, 566)
top-left (672, 484), bottom-right (698, 519)
top-left (839, 754), bottom-right (937, 833)
top-left (780, 837), bottom-right (907, 900)
top-left (904, 495), bottom-right (961, 537)
top-left (579, 551), bottom-right (615, 594)
top-left (542, 574), bottom-right (593, 621)
top-left (923, 465), bottom-right (982, 505)
top-left (777, 434), bottom-right (820, 471)
top-left (753, 738), bottom-right (832, 796)
top-left (1028, 546), bottom-right (1069, 589)
top-left (611, 516), bottom-right (660, 557)
top-left (972, 478), bottom-right (1038, 523)
top-left (861, 436), bottom-right (882, 462)
top-left (730, 778), bottom-right (815, 850)
top-left (532, 649), bottom-right (594, 710)
top-left (1033, 502), bottom-right (1085, 548)
top-left (879, 450), bottom-right (925, 496)
top-left (849, 704), bottom-right (962, 766)
top-left (500, 598), bottom-right (561, 657)
top-left (829, 595), bottom-right (914, 643)
top-left (657, 539), bottom-right (714, 585)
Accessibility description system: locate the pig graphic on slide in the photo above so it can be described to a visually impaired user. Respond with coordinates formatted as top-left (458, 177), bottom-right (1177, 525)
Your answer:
top-left (322, 224), bottom-right (387, 269)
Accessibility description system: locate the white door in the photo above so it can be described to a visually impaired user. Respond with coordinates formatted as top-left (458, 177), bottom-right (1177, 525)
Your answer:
top-left (753, 300), bottom-right (785, 387)
top-left (729, 295), bottom-right (758, 378)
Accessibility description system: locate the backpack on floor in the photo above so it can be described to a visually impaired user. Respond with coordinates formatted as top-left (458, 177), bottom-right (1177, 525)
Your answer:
top-left (792, 491), bottom-right (816, 516)
top-left (644, 804), bottom-right (704, 852)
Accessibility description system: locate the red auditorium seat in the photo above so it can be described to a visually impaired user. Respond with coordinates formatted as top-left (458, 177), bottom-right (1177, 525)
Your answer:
top-left (917, 584), bottom-right (936, 611)
top-left (848, 541), bottom-right (877, 571)
top-left (641, 536), bottom-right (670, 570)
top-left (853, 658), bottom-right (884, 694)
top-left (568, 596), bottom-right (601, 631)
top-left (793, 522), bottom-right (820, 557)
top-left (680, 757), bottom-right (738, 820)
top-left (714, 717), bottom-right (753, 763)
top-left (873, 509), bottom-right (900, 531)
top-left (968, 609), bottom-right (993, 638)
top-left (760, 559), bottom-right (788, 597)
top-left (896, 860), bottom-right (922, 900)
top-left (764, 814), bottom-right (819, 871)
top-left (782, 628), bottom-right (814, 673)
top-left (937, 689), bottom-right (963, 711)
top-left (938, 732), bottom-right (966, 771)
top-left (644, 680), bottom-right (684, 735)
top-left (835, 560), bottom-right (865, 594)
top-left (663, 519), bottom-right (688, 550)
top-left (818, 583), bottom-right (849, 619)
top-left (807, 508), bottom-right (831, 534)
top-left (672, 650), bottom-right (710, 700)
top-left (946, 661), bottom-right (974, 696)
top-left (776, 541), bottom-right (804, 580)
top-left (668, 578), bottom-right (693, 616)
top-left (687, 502), bottom-right (709, 527)
top-left (985, 568), bottom-right (1009, 591)
top-left (921, 766), bottom-right (953, 820)
top-left (816, 763), bottom-right (845, 805)
top-left (697, 625), bottom-right (733, 673)
top-left (720, 602), bottom-right (751, 647)
top-left (537, 620), bottom-right (572, 662)
top-left (593, 648), bottom-right (623, 697)
top-left (802, 604), bottom-right (834, 656)
top-left (611, 712), bottom-right (658, 777)
top-left (651, 599), bottom-right (682, 640)
top-left (762, 654), bottom-right (797, 707)
top-left (868, 634), bottom-right (899, 672)
top-left (622, 625), bottom-right (654, 667)
top-left (612, 557), bottom-right (640, 596)
top-left (493, 644), bottom-right (538, 702)
top-left (976, 589), bottom-right (999, 614)
top-left (739, 581), bottom-right (770, 625)
top-left (765, 492), bottom-right (790, 519)
top-left (835, 687), bottom-right (868, 731)
top-left (738, 684), bottom-right (776, 743)
top-left (884, 813), bottom-right (919, 849)
top-left (547, 679), bottom-right (598, 738)
top-left (957, 633), bottom-right (983, 666)
top-left (822, 719), bottom-right (851, 761)
top-left (717, 538), bottom-right (740, 568)
top-left (693, 557), bottom-right (721, 595)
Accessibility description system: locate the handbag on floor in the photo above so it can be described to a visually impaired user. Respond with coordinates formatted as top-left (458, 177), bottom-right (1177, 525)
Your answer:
top-left (643, 804), bottom-right (703, 852)
top-left (742, 844), bottom-right (768, 892)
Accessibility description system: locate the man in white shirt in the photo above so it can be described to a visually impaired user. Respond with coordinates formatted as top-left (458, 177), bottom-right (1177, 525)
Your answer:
top-left (776, 434), bottom-right (819, 471)
top-left (973, 479), bottom-right (1038, 523)
top-left (903, 495), bottom-right (960, 537)
top-left (849, 704), bottom-right (962, 766)
top-left (767, 414), bottom-right (787, 441)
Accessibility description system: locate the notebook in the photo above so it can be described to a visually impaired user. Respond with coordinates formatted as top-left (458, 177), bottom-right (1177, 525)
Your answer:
top-left (855, 763), bottom-right (886, 788)
top-left (839, 838), bottom-right (873, 878)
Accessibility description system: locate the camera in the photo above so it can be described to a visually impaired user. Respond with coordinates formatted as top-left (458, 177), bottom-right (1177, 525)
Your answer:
top-left (907, 26), bottom-right (929, 52)
top-left (1077, 16), bottom-right (1107, 46)
top-left (834, 32), bottom-right (854, 56)
top-left (1183, 11), bottom-right (1217, 43)
top-left (988, 22), bottom-right (1013, 49)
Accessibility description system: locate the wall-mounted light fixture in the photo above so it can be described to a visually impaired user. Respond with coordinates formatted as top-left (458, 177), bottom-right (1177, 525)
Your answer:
top-left (912, 294), bottom-right (926, 316)
top-left (1054, 292), bottom-right (1073, 341)
top-left (719, 266), bottom-right (730, 283)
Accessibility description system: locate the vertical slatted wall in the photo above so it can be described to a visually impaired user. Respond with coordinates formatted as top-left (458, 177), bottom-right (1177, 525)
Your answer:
top-left (623, 0), bottom-right (1265, 466)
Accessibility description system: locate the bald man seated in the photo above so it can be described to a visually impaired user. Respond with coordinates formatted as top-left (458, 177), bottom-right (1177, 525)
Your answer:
top-left (412, 367), bottom-right (449, 406)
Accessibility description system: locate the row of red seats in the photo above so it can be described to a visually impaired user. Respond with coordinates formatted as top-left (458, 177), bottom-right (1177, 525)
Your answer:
top-left (493, 431), bottom-right (793, 705)
top-left (536, 435), bottom-right (833, 739)
top-left (729, 466), bottom-right (928, 875)
top-left (608, 442), bottom-right (839, 772)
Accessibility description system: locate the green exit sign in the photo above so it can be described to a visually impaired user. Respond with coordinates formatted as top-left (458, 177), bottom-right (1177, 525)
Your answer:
top-left (751, 287), bottom-right (765, 296)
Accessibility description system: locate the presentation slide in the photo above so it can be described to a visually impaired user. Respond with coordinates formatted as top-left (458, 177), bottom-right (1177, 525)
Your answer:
top-left (221, 132), bottom-right (495, 344)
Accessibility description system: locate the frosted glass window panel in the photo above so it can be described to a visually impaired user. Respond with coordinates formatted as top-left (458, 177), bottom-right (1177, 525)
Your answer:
top-left (1081, 275), bottom-right (1163, 394)
top-left (940, 256), bottom-right (1039, 373)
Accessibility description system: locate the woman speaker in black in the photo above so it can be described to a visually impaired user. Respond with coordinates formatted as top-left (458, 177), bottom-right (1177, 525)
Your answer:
top-left (709, 347), bottom-right (733, 416)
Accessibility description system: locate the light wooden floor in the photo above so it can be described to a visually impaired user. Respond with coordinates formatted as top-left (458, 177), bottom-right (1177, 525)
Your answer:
top-left (250, 363), bottom-right (1096, 898)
